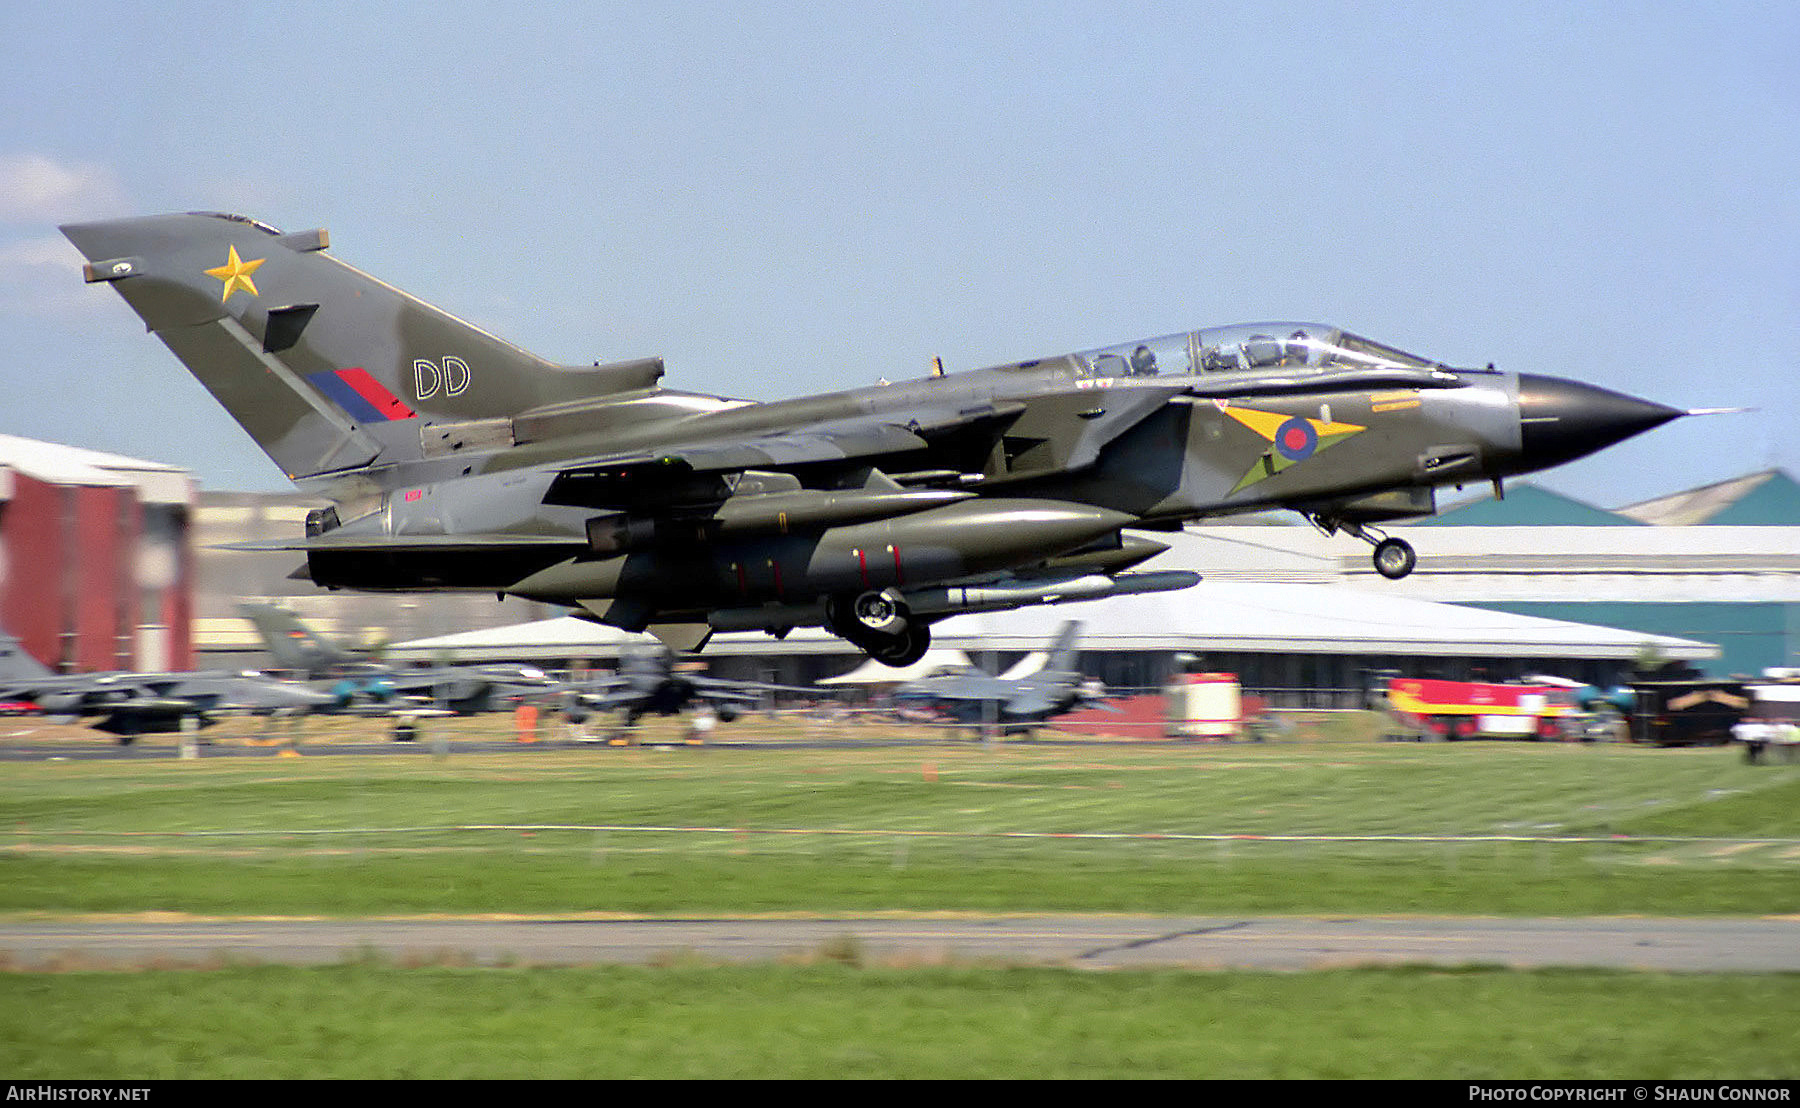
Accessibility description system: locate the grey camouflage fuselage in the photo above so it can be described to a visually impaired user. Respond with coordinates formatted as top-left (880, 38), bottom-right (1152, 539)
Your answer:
top-left (62, 212), bottom-right (1684, 663)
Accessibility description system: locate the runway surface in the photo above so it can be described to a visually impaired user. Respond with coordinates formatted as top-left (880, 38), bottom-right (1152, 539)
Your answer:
top-left (4, 916), bottom-right (1796, 971)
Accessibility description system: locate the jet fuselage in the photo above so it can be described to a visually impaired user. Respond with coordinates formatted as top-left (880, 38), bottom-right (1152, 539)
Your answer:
top-left (60, 213), bottom-right (1686, 663)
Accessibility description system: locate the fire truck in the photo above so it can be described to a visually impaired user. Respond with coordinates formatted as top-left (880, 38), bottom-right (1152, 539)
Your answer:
top-left (1385, 677), bottom-right (1576, 740)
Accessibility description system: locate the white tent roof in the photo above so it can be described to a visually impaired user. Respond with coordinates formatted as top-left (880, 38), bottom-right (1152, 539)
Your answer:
top-left (917, 580), bottom-right (1716, 661)
top-left (818, 649), bottom-right (974, 684)
top-left (387, 616), bottom-right (658, 660)
top-left (386, 578), bottom-right (1715, 664)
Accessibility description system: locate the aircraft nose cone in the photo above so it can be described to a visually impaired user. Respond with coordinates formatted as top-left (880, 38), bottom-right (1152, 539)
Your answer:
top-left (1515, 374), bottom-right (1683, 472)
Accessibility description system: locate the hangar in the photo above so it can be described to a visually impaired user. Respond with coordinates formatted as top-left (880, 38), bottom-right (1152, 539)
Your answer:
top-left (1386, 470), bottom-right (1800, 678)
top-left (1, 433), bottom-right (1760, 703)
top-left (0, 435), bottom-right (195, 672)
top-left (183, 479), bottom-right (1751, 704)
top-left (380, 576), bottom-right (1716, 707)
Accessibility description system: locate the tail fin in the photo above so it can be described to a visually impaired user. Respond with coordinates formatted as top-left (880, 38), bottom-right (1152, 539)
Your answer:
top-left (61, 212), bottom-right (664, 483)
top-left (1044, 620), bottom-right (1082, 673)
top-left (620, 644), bottom-right (674, 679)
top-left (0, 632), bottom-right (55, 683)
top-left (238, 603), bottom-right (359, 673)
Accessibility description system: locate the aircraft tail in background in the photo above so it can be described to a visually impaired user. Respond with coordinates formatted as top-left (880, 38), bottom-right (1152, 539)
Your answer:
top-left (238, 603), bottom-right (361, 673)
top-left (1044, 620), bottom-right (1083, 674)
top-left (0, 633), bottom-right (56, 684)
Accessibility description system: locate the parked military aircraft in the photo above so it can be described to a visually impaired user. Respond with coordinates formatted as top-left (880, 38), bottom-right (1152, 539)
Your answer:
top-left (0, 632), bottom-right (334, 743)
top-left (558, 646), bottom-right (812, 739)
top-left (63, 213), bottom-right (1695, 665)
top-left (237, 602), bottom-right (554, 714)
top-left (889, 620), bottom-right (1109, 735)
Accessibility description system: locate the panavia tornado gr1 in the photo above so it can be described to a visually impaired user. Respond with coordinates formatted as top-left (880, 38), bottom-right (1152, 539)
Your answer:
top-left (62, 212), bottom-right (1691, 665)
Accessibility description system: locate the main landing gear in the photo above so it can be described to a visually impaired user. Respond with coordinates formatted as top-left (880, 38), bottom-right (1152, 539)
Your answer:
top-left (827, 588), bottom-right (933, 667)
top-left (1371, 535), bottom-right (1417, 580)
top-left (1307, 515), bottom-right (1418, 580)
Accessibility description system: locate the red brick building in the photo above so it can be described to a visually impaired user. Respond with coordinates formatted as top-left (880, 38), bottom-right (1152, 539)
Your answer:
top-left (0, 435), bottom-right (195, 673)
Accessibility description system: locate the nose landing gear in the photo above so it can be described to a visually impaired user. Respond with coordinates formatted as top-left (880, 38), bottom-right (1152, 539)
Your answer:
top-left (1371, 535), bottom-right (1418, 580)
top-left (1307, 514), bottom-right (1418, 580)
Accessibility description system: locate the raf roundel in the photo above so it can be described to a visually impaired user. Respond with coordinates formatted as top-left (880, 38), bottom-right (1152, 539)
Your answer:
top-left (1273, 416), bottom-right (1318, 462)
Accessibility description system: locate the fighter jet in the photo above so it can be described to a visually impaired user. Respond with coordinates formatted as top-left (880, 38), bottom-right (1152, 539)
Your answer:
top-left (237, 602), bottom-right (554, 714)
top-left (888, 620), bottom-right (1110, 736)
top-left (0, 631), bottom-right (334, 744)
top-left (558, 645), bottom-right (812, 739)
top-left (62, 213), bottom-right (1695, 666)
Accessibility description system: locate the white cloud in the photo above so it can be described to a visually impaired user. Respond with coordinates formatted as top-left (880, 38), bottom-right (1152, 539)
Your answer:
top-left (0, 154), bottom-right (129, 223)
top-left (0, 236), bottom-right (78, 269)
top-left (0, 155), bottom-right (132, 317)
top-left (0, 232), bottom-right (112, 318)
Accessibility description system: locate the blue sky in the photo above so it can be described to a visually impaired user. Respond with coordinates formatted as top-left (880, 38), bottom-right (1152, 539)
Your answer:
top-left (2, 1), bottom-right (1794, 509)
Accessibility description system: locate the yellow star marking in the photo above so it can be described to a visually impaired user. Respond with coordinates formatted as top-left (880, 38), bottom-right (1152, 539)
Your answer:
top-left (1220, 406), bottom-right (1365, 441)
top-left (1221, 405), bottom-right (1369, 494)
top-left (204, 244), bottom-right (265, 301)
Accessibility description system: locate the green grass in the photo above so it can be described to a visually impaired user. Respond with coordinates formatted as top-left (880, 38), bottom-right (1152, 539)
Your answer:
top-left (5, 733), bottom-right (1798, 1079)
top-left (3, 962), bottom-right (1797, 1079)
top-left (2, 739), bottom-right (1796, 917)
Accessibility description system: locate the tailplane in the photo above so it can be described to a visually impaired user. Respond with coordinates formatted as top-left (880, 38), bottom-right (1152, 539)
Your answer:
top-left (61, 212), bottom-right (663, 483)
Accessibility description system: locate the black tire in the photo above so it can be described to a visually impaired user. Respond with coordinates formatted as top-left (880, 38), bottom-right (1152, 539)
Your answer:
top-left (1373, 537), bottom-right (1417, 580)
top-left (867, 623), bottom-right (931, 667)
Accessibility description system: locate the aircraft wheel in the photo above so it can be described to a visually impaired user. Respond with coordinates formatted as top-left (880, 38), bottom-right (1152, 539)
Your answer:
top-left (1372, 537), bottom-right (1417, 580)
top-left (849, 588), bottom-right (909, 636)
top-left (867, 623), bottom-right (931, 668)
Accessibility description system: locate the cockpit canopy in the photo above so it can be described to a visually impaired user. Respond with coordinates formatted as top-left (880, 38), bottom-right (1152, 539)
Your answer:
top-left (1071, 323), bottom-right (1441, 380)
